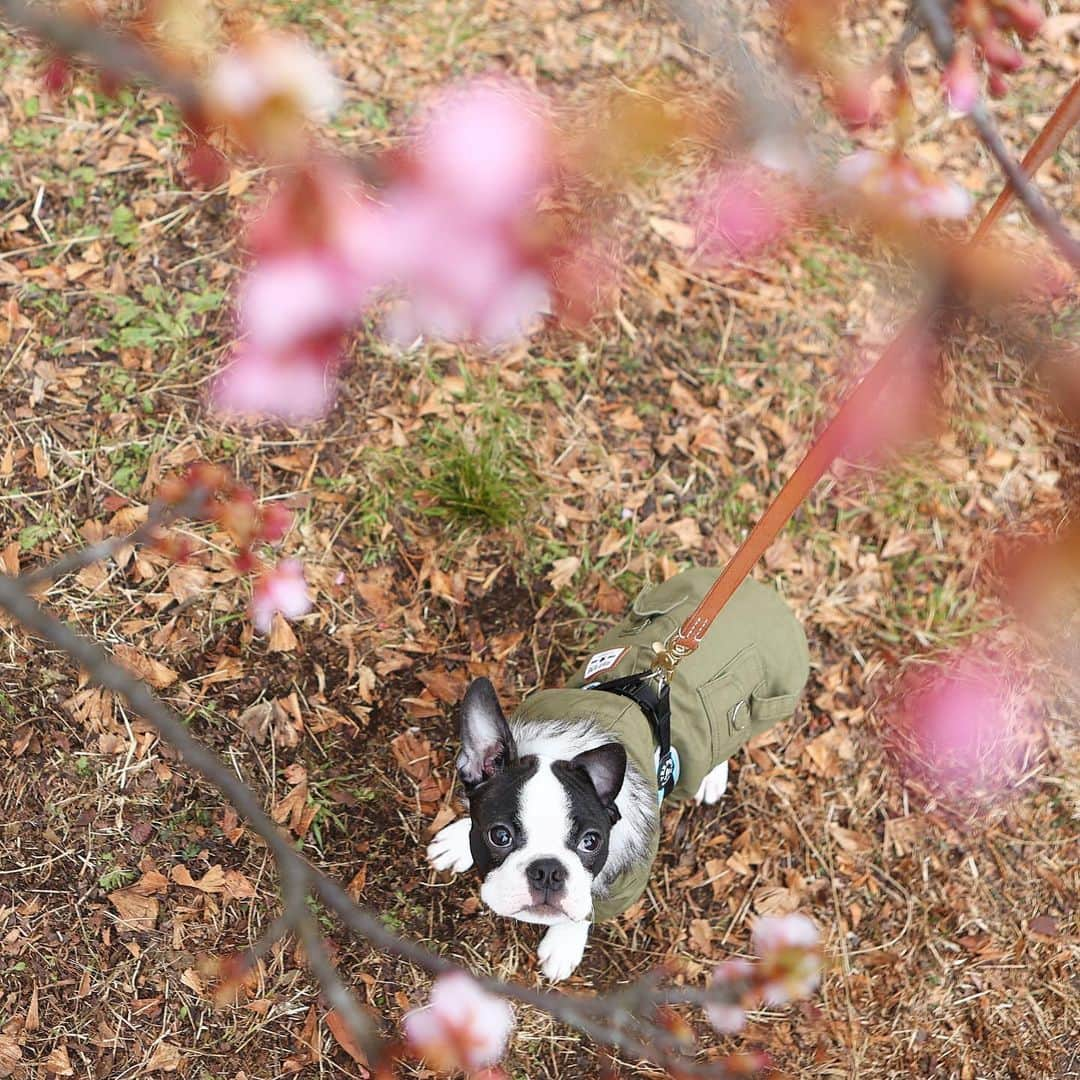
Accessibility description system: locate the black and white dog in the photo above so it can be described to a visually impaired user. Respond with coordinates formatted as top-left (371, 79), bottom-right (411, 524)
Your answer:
top-left (426, 678), bottom-right (728, 980)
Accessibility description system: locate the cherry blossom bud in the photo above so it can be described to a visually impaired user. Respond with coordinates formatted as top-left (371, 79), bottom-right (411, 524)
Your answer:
top-left (832, 66), bottom-right (881, 130)
top-left (403, 973), bottom-right (514, 1071)
top-left (42, 54), bottom-right (72, 96)
top-left (706, 958), bottom-right (753, 1034)
top-left (251, 559), bottom-right (312, 634)
top-left (943, 42), bottom-right (980, 115)
top-left (977, 29), bottom-right (1023, 72)
top-left (752, 913), bottom-right (822, 1005)
top-left (987, 69), bottom-right (1009, 98)
top-left (257, 503), bottom-right (293, 545)
top-left (1000, 0), bottom-right (1044, 39)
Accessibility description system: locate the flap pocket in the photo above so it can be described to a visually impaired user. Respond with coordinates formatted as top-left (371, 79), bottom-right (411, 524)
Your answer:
top-left (697, 646), bottom-right (766, 761)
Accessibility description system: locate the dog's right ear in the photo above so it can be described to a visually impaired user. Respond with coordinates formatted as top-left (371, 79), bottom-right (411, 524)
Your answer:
top-left (457, 677), bottom-right (516, 788)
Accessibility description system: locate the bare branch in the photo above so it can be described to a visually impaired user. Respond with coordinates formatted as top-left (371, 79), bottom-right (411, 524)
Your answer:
top-left (0, 570), bottom-right (765, 1077)
top-left (914, 0), bottom-right (1080, 268)
top-left (0, 0), bottom-right (201, 110)
top-left (18, 486), bottom-right (209, 592)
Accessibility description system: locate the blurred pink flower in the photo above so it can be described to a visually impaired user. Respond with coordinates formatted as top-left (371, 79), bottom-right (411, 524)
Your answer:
top-left (900, 649), bottom-right (1027, 792)
top-left (251, 558), bottom-right (312, 633)
top-left (212, 347), bottom-right (336, 423)
top-left (836, 150), bottom-right (973, 221)
top-left (206, 34), bottom-right (341, 125)
top-left (693, 164), bottom-right (800, 264)
top-left (751, 913), bottom-right (822, 1005)
top-left (239, 254), bottom-right (363, 352)
top-left (943, 41), bottom-right (980, 115)
top-left (833, 333), bottom-right (939, 467)
top-left (403, 972), bottom-right (514, 1071)
top-left (706, 958), bottom-right (753, 1034)
top-left (417, 81), bottom-right (551, 217)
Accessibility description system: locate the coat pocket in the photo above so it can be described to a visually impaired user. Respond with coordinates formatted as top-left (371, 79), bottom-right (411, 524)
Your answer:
top-left (696, 645), bottom-right (796, 761)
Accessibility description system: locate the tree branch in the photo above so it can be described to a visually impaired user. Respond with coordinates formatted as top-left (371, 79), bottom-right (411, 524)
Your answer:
top-left (914, 0), bottom-right (1080, 268)
top-left (0, 569), bottom-right (774, 1078)
top-left (0, 0), bottom-right (201, 111)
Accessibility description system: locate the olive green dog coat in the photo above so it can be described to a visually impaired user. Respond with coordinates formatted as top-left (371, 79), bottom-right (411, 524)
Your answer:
top-left (510, 568), bottom-right (809, 921)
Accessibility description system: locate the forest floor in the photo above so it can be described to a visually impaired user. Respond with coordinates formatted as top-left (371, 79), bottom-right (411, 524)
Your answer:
top-left (0, 0), bottom-right (1078, 1077)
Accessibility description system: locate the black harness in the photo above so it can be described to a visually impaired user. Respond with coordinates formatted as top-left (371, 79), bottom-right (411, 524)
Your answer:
top-left (586, 671), bottom-right (677, 800)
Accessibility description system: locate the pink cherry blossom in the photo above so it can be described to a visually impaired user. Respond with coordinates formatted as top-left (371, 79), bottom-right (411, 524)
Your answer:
top-left (706, 958), bottom-right (753, 1034)
top-left (836, 150), bottom-right (973, 222)
top-left (943, 41), bottom-right (980, 116)
top-left (403, 972), bottom-right (514, 1071)
top-left (692, 164), bottom-right (800, 264)
top-left (239, 254), bottom-right (363, 352)
top-left (751, 913), bottom-right (822, 1005)
top-left (206, 34), bottom-right (341, 125)
top-left (898, 648), bottom-right (1029, 793)
top-left (416, 81), bottom-right (551, 217)
top-left (211, 347), bottom-right (337, 423)
top-left (250, 559), bottom-right (312, 634)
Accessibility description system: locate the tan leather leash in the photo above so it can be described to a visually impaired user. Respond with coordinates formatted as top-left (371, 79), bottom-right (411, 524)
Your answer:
top-left (650, 75), bottom-right (1080, 682)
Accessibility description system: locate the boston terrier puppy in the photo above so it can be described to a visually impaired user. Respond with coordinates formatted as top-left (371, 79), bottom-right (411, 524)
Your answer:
top-left (427, 569), bottom-right (809, 981)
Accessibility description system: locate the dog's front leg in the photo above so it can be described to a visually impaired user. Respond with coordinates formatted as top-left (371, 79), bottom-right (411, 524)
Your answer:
top-left (426, 817), bottom-right (474, 873)
top-left (537, 920), bottom-right (590, 982)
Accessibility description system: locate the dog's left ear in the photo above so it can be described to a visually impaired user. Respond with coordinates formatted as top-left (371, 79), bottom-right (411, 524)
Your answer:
top-left (571, 743), bottom-right (627, 809)
top-left (457, 677), bottom-right (516, 788)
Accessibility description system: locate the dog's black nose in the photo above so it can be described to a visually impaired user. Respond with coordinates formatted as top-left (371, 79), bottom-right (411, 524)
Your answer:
top-left (526, 858), bottom-right (567, 895)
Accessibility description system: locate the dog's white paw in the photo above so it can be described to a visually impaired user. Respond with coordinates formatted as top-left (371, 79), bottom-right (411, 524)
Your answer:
top-left (694, 760), bottom-right (729, 805)
top-left (427, 817), bottom-right (474, 873)
top-left (537, 921), bottom-right (590, 982)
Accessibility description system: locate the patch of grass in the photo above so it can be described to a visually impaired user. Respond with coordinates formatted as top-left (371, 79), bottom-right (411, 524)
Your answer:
top-left (418, 420), bottom-right (538, 529)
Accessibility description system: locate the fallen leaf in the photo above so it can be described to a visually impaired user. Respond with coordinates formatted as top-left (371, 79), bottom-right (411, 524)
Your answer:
top-left (325, 1009), bottom-right (372, 1072)
top-left (109, 888), bottom-right (159, 931)
top-left (648, 215), bottom-right (695, 249)
top-left (25, 984), bottom-right (39, 1031)
top-left (113, 645), bottom-right (178, 689)
top-left (144, 1041), bottom-right (182, 1072)
top-left (547, 555), bottom-right (580, 590)
top-left (689, 918), bottom-right (713, 956)
top-left (44, 1044), bottom-right (73, 1075)
top-left (1029, 915), bottom-right (1058, 937)
top-left (0, 1036), bottom-right (19, 1078)
top-left (268, 612), bottom-right (299, 653)
top-left (171, 864), bottom-right (227, 894)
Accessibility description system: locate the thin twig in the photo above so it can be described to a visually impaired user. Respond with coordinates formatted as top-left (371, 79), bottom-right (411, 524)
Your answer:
top-left (914, 0), bottom-right (1080, 268)
top-left (0, 0), bottom-right (201, 111)
top-left (18, 487), bottom-right (209, 591)
top-left (0, 570), bottom-right (754, 1078)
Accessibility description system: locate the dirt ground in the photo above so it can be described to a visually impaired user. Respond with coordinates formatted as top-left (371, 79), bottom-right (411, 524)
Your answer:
top-left (1, 0), bottom-right (1078, 1077)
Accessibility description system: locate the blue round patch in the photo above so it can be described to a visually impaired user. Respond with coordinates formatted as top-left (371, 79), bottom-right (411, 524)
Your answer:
top-left (654, 745), bottom-right (681, 804)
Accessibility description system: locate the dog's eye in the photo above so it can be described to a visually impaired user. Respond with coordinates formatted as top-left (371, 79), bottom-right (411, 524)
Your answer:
top-left (488, 825), bottom-right (513, 848)
top-left (579, 830), bottom-right (601, 852)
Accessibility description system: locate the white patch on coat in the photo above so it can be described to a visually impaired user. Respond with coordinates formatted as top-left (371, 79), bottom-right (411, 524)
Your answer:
top-left (582, 647), bottom-right (627, 681)
top-left (479, 761), bottom-right (595, 923)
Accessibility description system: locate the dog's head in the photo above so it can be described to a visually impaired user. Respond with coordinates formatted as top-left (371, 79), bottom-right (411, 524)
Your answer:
top-left (456, 678), bottom-right (626, 925)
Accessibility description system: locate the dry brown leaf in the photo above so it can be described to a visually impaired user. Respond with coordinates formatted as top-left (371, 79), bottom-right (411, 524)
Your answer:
top-left (753, 886), bottom-right (802, 916)
top-left (109, 888), bottom-right (159, 931)
top-left (44, 1045), bottom-right (73, 1076)
top-left (144, 1041), bottom-right (182, 1072)
top-left (113, 644), bottom-right (178, 689)
top-left (267, 612), bottom-right (299, 653)
top-left (688, 918), bottom-right (713, 956)
top-left (417, 667), bottom-right (468, 704)
top-left (0, 1036), bottom-right (19, 1078)
top-left (223, 869), bottom-right (256, 900)
top-left (390, 730), bottom-right (432, 782)
top-left (648, 215), bottom-right (695, 249)
top-left (325, 1009), bottom-right (371, 1072)
top-left (171, 864), bottom-right (227, 894)
top-left (828, 823), bottom-right (871, 853)
top-left (132, 869), bottom-right (170, 896)
top-left (547, 555), bottom-right (580, 590)
top-left (25, 984), bottom-right (39, 1031)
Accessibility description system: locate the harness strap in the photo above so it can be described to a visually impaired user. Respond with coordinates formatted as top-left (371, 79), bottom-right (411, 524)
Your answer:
top-left (586, 671), bottom-right (676, 800)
